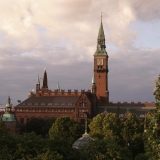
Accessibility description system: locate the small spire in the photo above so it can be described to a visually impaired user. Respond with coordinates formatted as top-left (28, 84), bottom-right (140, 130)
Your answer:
top-left (8, 96), bottom-right (11, 104)
top-left (92, 75), bottom-right (96, 84)
top-left (57, 81), bottom-right (60, 91)
top-left (98, 20), bottom-right (105, 40)
top-left (36, 74), bottom-right (40, 84)
top-left (83, 113), bottom-right (89, 136)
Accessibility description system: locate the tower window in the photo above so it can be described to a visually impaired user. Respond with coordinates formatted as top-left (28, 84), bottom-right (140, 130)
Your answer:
top-left (99, 75), bottom-right (101, 79)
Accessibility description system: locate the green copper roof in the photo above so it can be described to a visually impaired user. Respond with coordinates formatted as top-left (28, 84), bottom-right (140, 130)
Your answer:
top-left (2, 113), bottom-right (16, 122)
top-left (98, 21), bottom-right (105, 40)
top-left (94, 48), bottom-right (107, 56)
top-left (36, 74), bottom-right (40, 84)
top-left (94, 20), bottom-right (107, 56)
top-left (57, 81), bottom-right (60, 91)
top-left (92, 75), bottom-right (96, 84)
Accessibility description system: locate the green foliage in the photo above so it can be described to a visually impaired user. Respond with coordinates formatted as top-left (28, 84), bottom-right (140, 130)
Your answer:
top-left (49, 117), bottom-right (84, 144)
top-left (154, 75), bottom-right (160, 107)
top-left (80, 139), bottom-right (132, 160)
top-left (13, 132), bottom-right (47, 160)
top-left (143, 112), bottom-right (160, 159)
top-left (89, 113), bottom-right (144, 158)
top-left (0, 119), bottom-right (8, 134)
top-left (26, 117), bottom-right (56, 137)
top-left (89, 113), bottom-right (106, 139)
top-left (48, 139), bottom-right (80, 160)
top-left (0, 132), bottom-right (16, 160)
top-left (121, 113), bottom-right (144, 158)
top-left (134, 153), bottom-right (148, 160)
top-left (34, 149), bottom-right (63, 160)
top-left (26, 118), bottom-right (45, 135)
top-left (102, 113), bottom-right (121, 140)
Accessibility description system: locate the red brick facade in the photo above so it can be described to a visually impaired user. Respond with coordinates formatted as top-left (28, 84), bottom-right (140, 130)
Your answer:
top-left (94, 55), bottom-right (109, 103)
top-left (15, 90), bottom-right (96, 125)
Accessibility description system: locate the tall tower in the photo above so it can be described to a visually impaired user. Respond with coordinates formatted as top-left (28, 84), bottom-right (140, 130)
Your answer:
top-left (94, 18), bottom-right (109, 103)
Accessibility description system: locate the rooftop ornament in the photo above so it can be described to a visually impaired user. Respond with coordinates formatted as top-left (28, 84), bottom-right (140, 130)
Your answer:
top-left (72, 112), bottom-right (93, 149)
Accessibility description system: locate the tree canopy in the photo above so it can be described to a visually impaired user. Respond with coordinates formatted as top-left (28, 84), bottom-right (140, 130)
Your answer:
top-left (49, 117), bottom-right (84, 144)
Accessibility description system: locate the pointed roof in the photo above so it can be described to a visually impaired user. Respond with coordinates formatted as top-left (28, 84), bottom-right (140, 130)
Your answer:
top-left (94, 18), bottom-right (107, 56)
top-left (57, 81), bottom-right (60, 91)
top-left (2, 96), bottom-right (16, 122)
top-left (6, 96), bottom-right (12, 108)
top-left (42, 69), bottom-right (48, 89)
top-left (36, 74), bottom-right (40, 84)
top-left (98, 21), bottom-right (105, 40)
top-left (92, 75), bottom-right (96, 84)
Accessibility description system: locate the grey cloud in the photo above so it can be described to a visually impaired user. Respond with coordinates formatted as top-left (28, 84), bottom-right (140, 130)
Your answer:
top-left (0, 0), bottom-right (159, 105)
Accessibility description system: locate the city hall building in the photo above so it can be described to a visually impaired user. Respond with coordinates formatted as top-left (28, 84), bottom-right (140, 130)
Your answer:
top-left (14, 19), bottom-right (156, 125)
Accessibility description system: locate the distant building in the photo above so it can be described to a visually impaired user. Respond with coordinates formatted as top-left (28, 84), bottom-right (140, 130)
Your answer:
top-left (14, 18), bottom-right (156, 125)
top-left (2, 96), bottom-right (20, 134)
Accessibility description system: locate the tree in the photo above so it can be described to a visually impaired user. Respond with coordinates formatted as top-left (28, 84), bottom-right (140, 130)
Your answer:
top-left (49, 117), bottom-right (83, 144)
top-left (121, 113), bottom-right (144, 158)
top-left (154, 75), bottom-right (160, 107)
top-left (48, 139), bottom-right (80, 160)
top-left (0, 119), bottom-right (8, 134)
top-left (26, 118), bottom-right (45, 135)
top-left (0, 129), bottom-right (16, 160)
top-left (42, 117), bottom-right (56, 137)
top-left (79, 139), bottom-right (132, 160)
top-left (89, 113), bottom-right (105, 139)
top-left (143, 111), bottom-right (160, 159)
top-left (102, 113), bottom-right (121, 140)
top-left (35, 148), bottom-right (63, 160)
top-left (143, 75), bottom-right (160, 159)
top-left (13, 132), bottom-right (47, 160)
top-left (26, 117), bottom-right (56, 137)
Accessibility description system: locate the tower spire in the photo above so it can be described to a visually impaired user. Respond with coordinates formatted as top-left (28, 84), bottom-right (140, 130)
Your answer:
top-left (42, 69), bottom-right (48, 90)
top-left (57, 81), bottom-right (60, 92)
top-left (94, 15), bottom-right (107, 56)
top-left (36, 74), bottom-right (40, 91)
top-left (36, 74), bottom-right (40, 85)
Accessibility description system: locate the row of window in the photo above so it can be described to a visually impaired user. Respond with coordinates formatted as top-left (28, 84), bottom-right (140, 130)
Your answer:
top-left (16, 108), bottom-right (75, 112)
top-left (23, 103), bottom-right (73, 106)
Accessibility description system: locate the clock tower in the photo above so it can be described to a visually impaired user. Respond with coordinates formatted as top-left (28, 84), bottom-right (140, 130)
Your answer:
top-left (94, 19), bottom-right (109, 103)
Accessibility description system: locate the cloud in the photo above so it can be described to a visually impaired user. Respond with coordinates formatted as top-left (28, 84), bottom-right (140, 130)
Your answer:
top-left (0, 0), bottom-right (159, 104)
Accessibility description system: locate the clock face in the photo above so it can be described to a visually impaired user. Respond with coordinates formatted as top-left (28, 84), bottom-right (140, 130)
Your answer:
top-left (97, 59), bottom-right (103, 65)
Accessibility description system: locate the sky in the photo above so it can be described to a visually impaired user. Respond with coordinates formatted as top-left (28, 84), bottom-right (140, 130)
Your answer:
top-left (0, 0), bottom-right (159, 105)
